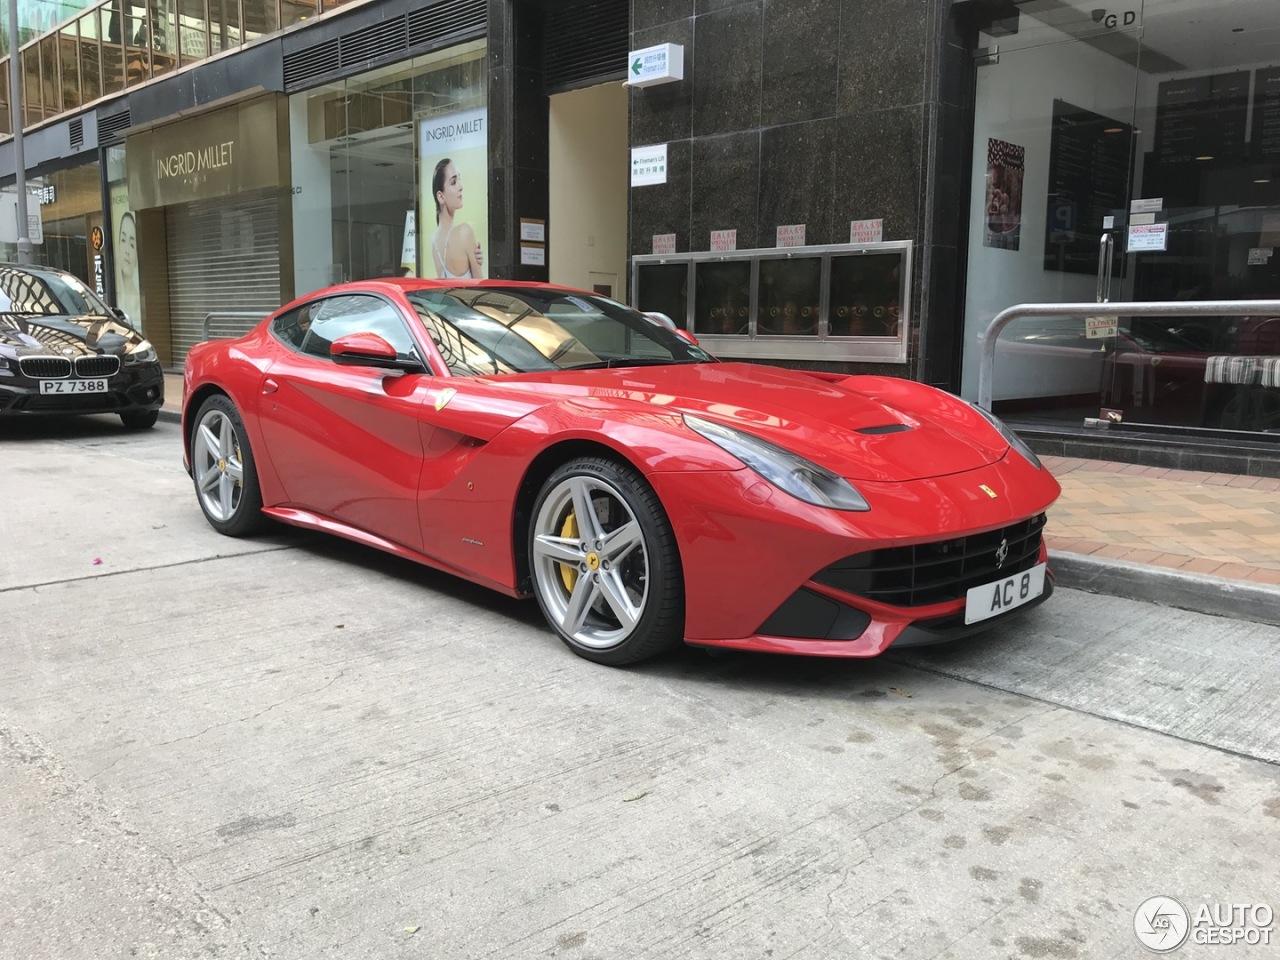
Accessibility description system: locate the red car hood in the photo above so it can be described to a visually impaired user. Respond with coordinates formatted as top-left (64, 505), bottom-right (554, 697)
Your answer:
top-left (487, 362), bottom-right (1008, 483)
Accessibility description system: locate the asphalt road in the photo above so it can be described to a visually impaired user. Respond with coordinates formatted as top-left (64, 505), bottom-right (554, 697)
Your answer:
top-left (2, 416), bottom-right (1278, 960)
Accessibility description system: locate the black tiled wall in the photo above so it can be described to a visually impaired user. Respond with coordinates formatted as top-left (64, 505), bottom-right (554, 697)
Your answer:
top-left (629, 0), bottom-right (974, 383)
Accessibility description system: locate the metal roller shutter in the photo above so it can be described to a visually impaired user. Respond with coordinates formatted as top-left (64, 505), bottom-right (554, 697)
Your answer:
top-left (166, 189), bottom-right (283, 364)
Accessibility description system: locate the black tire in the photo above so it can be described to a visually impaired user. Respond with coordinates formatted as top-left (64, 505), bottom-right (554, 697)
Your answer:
top-left (528, 456), bottom-right (684, 666)
top-left (189, 394), bottom-right (266, 537)
top-left (120, 409), bottom-right (159, 429)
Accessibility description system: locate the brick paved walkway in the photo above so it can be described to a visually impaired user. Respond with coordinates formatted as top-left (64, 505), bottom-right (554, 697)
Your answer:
top-left (1043, 455), bottom-right (1280, 587)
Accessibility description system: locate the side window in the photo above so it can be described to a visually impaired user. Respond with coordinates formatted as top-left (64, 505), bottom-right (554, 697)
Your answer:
top-left (270, 301), bottom-right (322, 351)
top-left (300, 295), bottom-right (422, 363)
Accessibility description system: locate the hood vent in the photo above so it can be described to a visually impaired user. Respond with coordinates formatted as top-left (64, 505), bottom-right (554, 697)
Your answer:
top-left (856, 423), bottom-right (913, 435)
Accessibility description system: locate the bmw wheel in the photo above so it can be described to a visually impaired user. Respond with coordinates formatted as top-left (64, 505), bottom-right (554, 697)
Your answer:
top-left (529, 457), bottom-right (683, 665)
top-left (190, 395), bottom-right (265, 537)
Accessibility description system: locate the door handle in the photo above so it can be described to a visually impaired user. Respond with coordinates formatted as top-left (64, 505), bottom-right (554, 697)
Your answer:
top-left (262, 378), bottom-right (279, 394)
top-left (1096, 232), bottom-right (1115, 303)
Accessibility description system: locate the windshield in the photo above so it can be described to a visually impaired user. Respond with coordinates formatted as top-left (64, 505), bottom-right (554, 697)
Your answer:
top-left (406, 286), bottom-right (714, 376)
top-left (0, 265), bottom-right (114, 318)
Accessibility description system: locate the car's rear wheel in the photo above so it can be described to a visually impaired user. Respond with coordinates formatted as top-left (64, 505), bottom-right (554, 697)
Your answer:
top-left (190, 395), bottom-right (265, 537)
top-left (120, 409), bottom-right (159, 429)
top-left (529, 457), bottom-right (683, 666)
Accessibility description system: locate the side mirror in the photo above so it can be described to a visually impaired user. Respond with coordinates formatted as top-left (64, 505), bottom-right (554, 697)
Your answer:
top-left (644, 311), bottom-right (677, 331)
top-left (330, 332), bottom-right (424, 372)
top-left (674, 328), bottom-right (699, 346)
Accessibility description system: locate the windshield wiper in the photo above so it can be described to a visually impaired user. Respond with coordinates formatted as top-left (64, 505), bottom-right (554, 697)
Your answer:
top-left (564, 357), bottom-right (707, 370)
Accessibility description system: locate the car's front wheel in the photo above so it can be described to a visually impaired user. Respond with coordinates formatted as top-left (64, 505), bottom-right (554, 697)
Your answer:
top-left (190, 395), bottom-right (265, 537)
top-left (529, 457), bottom-right (684, 665)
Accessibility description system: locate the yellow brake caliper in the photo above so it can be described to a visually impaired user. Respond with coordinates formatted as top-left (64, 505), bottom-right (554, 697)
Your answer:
top-left (559, 511), bottom-right (579, 592)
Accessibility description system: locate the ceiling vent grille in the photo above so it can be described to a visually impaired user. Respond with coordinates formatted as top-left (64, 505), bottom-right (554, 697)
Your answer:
top-left (340, 17), bottom-right (409, 69)
top-left (543, 0), bottom-right (627, 93)
top-left (69, 117), bottom-right (84, 150)
top-left (283, 36), bottom-right (340, 89)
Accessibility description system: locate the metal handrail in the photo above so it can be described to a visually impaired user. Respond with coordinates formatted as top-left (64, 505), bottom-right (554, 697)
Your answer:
top-left (977, 299), bottom-right (1280, 411)
top-left (202, 311), bottom-right (267, 342)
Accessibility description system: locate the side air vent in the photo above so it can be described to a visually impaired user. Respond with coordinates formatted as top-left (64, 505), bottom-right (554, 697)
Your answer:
top-left (98, 110), bottom-right (131, 142)
top-left (407, 0), bottom-right (485, 48)
top-left (283, 0), bottom-right (487, 93)
top-left (69, 117), bottom-right (84, 150)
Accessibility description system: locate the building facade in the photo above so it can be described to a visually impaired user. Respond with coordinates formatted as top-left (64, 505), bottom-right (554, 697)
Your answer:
top-left (1, 0), bottom-right (1277, 451)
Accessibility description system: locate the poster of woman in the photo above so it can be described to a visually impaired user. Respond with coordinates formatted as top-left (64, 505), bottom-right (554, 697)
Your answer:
top-left (419, 107), bottom-right (489, 279)
top-left (109, 184), bottom-right (143, 328)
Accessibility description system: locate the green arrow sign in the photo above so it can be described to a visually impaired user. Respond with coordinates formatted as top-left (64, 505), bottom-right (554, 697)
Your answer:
top-left (632, 58), bottom-right (642, 75)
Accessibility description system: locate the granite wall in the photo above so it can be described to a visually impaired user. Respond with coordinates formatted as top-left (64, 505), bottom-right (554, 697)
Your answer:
top-left (629, 0), bottom-right (976, 386)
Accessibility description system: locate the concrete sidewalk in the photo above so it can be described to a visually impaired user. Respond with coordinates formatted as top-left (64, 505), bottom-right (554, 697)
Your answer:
top-left (159, 372), bottom-right (1280, 626)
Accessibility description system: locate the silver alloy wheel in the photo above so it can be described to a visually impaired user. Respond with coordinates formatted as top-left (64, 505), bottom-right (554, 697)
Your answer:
top-left (192, 408), bottom-right (246, 523)
top-left (531, 474), bottom-right (649, 650)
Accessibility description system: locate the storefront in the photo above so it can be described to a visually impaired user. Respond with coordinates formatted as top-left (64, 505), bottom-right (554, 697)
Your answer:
top-left (111, 95), bottom-right (291, 365)
top-left (0, 159), bottom-right (105, 288)
top-left (962, 0), bottom-right (1280, 436)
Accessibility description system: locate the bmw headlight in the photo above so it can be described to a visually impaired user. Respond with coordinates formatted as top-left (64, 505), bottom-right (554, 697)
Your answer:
top-left (971, 404), bottom-right (1043, 470)
top-left (124, 339), bottom-right (157, 364)
top-left (684, 413), bottom-right (870, 511)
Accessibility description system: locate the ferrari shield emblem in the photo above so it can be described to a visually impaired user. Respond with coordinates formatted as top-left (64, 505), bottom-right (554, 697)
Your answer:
top-left (434, 387), bottom-right (457, 411)
top-left (979, 484), bottom-right (998, 499)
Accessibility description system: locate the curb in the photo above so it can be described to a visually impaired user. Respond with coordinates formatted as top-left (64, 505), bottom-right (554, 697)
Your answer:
top-left (1050, 550), bottom-right (1280, 628)
top-left (159, 408), bottom-right (181, 425)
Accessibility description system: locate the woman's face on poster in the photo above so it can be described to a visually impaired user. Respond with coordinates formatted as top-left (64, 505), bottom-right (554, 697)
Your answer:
top-left (119, 216), bottom-right (138, 277)
top-left (436, 163), bottom-right (463, 215)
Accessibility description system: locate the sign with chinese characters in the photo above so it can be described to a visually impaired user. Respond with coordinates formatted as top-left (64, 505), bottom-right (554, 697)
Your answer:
top-left (710, 229), bottom-right (737, 252)
top-left (520, 244), bottom-right (546, 266)
top-left (849, 219), bottom-right (883, 244)
top-left (1248, 247), bottom-right (1274, 265)
top-left (631, 144), bottom-right (668, 187)
top-left (35, 185), bottom-right (57, 205)
top-left (627, 43), bottom-right (684, 88)
top-left (1129, 197), bottom-right (1163, 213)
top-left (1126, 222), bottom-right (1168, 252)
top-left (651, 233), bottom-right (676, 255)
top-left (776, 224), bottom-right (806, 247)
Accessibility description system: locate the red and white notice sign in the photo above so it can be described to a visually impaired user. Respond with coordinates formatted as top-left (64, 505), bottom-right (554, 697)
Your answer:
top-left (776, 224), bottom-right (806, 247)
top-left (850, 219), bottom-right (884, 244)
top-left (652, 233), bottom-right (676, 255)
top-left (710, 229), bottom-right (737, 252)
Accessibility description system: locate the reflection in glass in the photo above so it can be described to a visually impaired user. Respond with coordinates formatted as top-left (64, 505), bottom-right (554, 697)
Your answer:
top-left (59, 27), bottom-right (80, 112)
top-left (22, 46), bottom-right (42, 125)
top-left (39, 35), bottom-right (60, 121)
top-left (241, 0), bottom-right (280, 42)
top-left (208, 0), bottom-right (241, 53)
top-left (99, 6), bottom-right (126, 95)
top-left (694, 261), bottom-right (751, 336)
top-left (281, 0), bottom-right (316, 29)
top-left (757, 258), bottom-right (820, 337)
top-left (635, 264), bottom-right (689, 330)
top-left (147, 0), bottom-right (178, 78)
top-left (177, 0), bottom-right (209, 64)
top-left (79, 13), bottom-right (103, 104)
top-left (122, 0), bottom-right (149, 85)
top-left (0, 69), bottom-right (10, 136)
top-left (829, 253), bottom-right (902, 337)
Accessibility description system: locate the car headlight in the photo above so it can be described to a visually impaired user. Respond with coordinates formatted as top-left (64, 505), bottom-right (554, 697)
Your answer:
top-left (971, 403), bottom-right (1043, 470)
top-left (684, 413), bottom-right (870, 511)
top-left (124, 339), bottom-right (157, 364)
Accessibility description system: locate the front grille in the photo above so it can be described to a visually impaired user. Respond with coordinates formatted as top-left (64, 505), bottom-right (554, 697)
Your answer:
top-left (813, 514), bottom-right (1047, 608)
top-left (76, 355), bottom-right (120, 377)
top-left (19, 356), bottom-right (72, 378)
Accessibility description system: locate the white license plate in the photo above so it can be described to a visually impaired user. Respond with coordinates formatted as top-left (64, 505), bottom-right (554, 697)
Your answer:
top-left (39, 378), bottom-right (108, 395)
top-left (964, 562), bottom-right (1047, 625)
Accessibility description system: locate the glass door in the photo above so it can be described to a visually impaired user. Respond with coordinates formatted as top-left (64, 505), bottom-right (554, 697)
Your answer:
top-left (961, 1), bottom-right (1143, 426)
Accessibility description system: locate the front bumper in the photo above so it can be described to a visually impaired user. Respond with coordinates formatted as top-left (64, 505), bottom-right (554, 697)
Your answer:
top-left (650, 451), bottom-right (1061, 658)
top-left (0, 362), bottom-right (164, 416)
